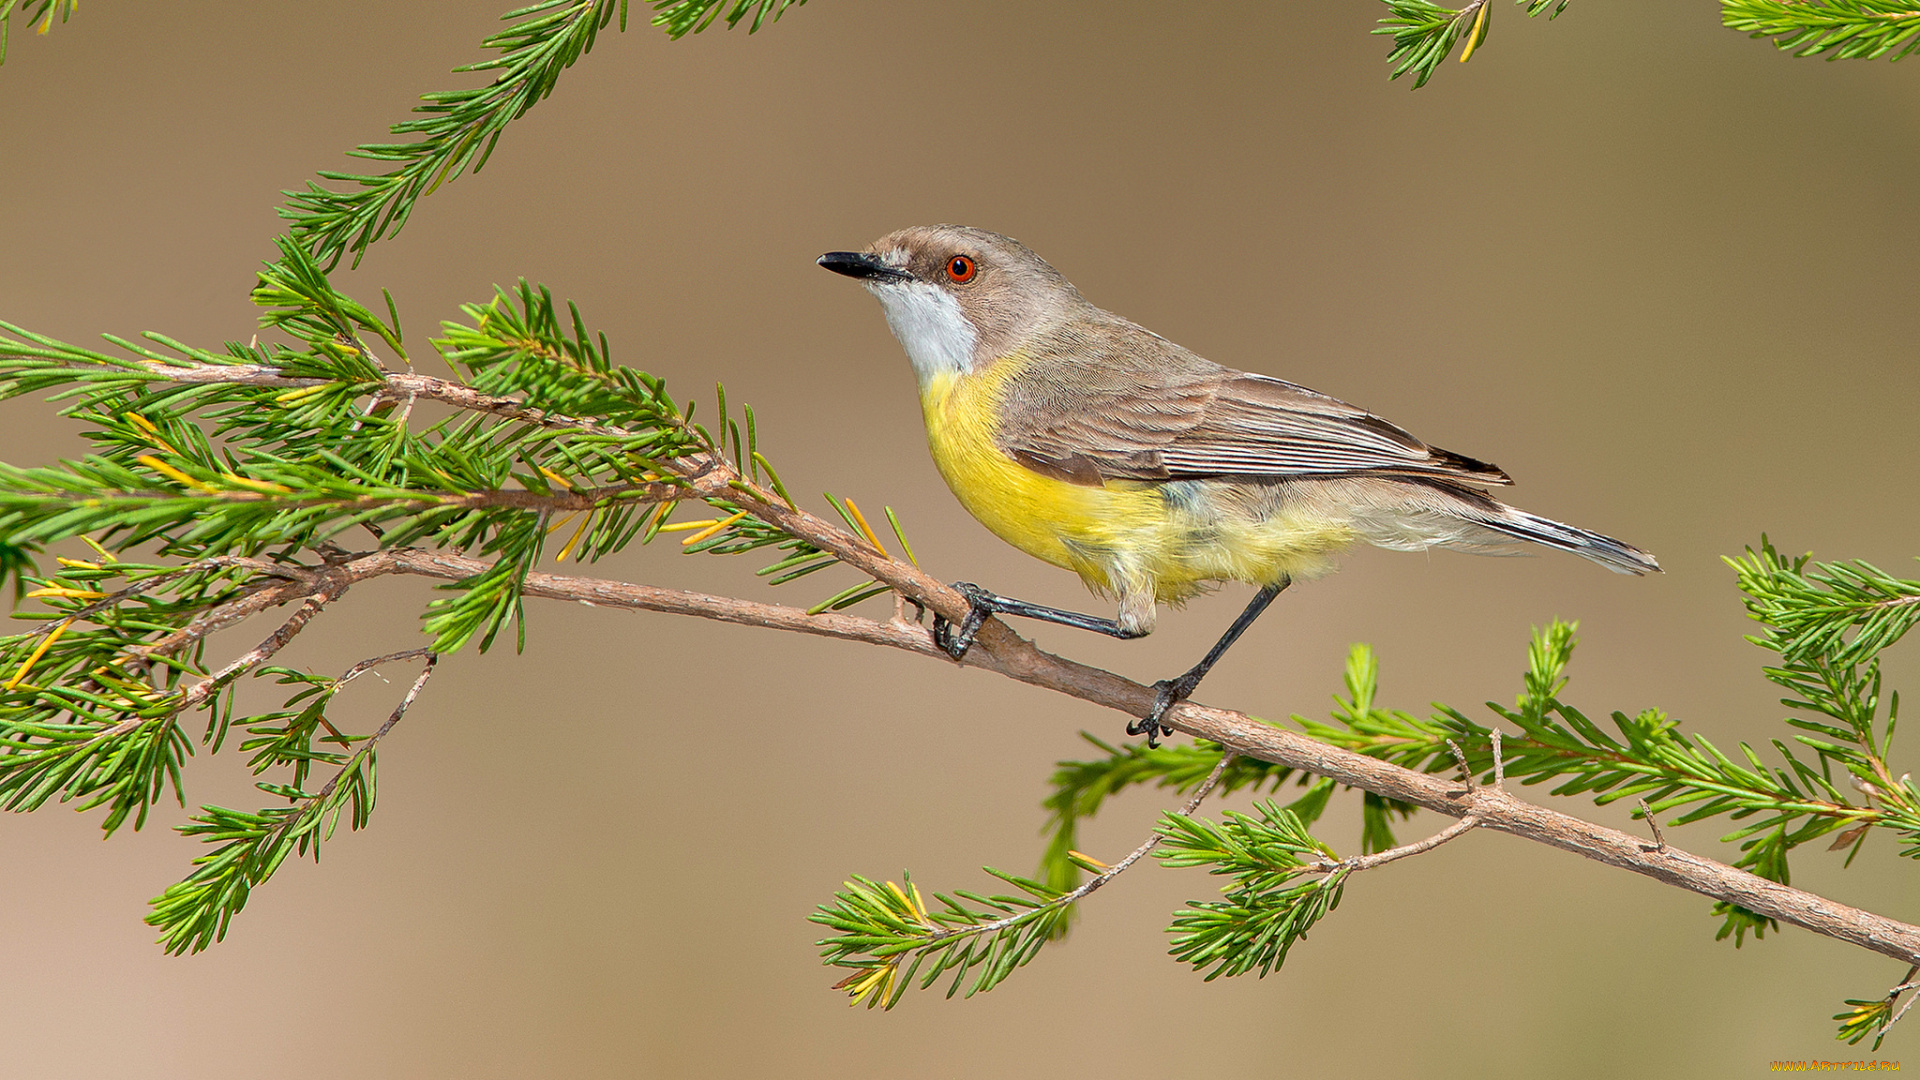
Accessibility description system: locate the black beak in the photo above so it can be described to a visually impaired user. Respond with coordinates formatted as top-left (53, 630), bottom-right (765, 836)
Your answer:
top-left (817, 251), bottom-right (910, 282)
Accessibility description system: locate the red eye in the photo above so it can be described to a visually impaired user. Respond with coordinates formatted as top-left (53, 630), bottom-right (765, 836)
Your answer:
top-left (946, 255), bottom-right (976, 283)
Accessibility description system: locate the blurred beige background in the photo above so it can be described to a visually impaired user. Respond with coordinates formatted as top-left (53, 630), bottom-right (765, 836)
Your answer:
top-left (3, 2), bottom-right (1918, 1077)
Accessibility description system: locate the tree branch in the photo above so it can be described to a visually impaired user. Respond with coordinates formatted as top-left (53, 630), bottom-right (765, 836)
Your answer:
top-left (177, 579), bottom-right (346, 711)
top-left (166, 542), bottom-right (1914, 968)
top-left (87, 360), bottom-right (1920, 968)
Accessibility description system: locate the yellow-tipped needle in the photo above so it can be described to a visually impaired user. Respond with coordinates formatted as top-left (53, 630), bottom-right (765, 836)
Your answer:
top-left (6, 621), bottom-right (71, 691)
top-left (1066, 850), bottom-right (1112, 873)
top-left (676, 509), bottom-right (750, 547)
top-left (1460, 0), bottom-right (1490, 62)
top-left (124, 412), bottom-right (181, 455)
top-left (843, 498), bottom-right (889, 558)
top-left (26, 586), bottom-right (107, 600)
top-left (554, 512), bottom-right (594, 563)
top-left (135, 455), bottom-right (216, 492)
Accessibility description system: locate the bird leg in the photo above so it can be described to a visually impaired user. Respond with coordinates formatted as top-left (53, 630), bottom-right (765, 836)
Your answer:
top-left (1129, 579), bottom-right (1290, 746)
top-left (931, 581), bottom-right (1148, 661)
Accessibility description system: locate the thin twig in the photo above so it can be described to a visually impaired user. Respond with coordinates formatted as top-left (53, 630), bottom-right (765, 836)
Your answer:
top-left (1887, 993), bottom-right (1920, 1042)
top-left (1055, 748), bottom-right (1235, 899)
top-left (17, 555), bottom-right (295, 642)
top-left (364, 652), bottom-right (438, 745)
top-left (1447, 738), bottom-right (1474, 794)
top-left (1491, 728), bottom-right (1505, 791)
top-left (317, 647), bottom-right (436, 745)
top-left (336, 647), bottom-right (436, 689)
top-left (260, 652), bottom-right (438, 851)
top-left (1637, 798), bottom-right (1667, 853)
top-left (69, 578), bottom-right (351, 749)
top-left (130, 574), bottom-right (318, 663)
top-left (1881, 964), bottom-right (1920, 1043)
top-left (921, 752), bottom-right (1237, 946)
top-left (1311, 816), bottom-right (1478, 875)
top-left (177, 578), bottom-right (348, 711)
top-left (1895, 965), bottom-right (1920, 995)
top-left (1181, 752), bottom-right (1237, 815)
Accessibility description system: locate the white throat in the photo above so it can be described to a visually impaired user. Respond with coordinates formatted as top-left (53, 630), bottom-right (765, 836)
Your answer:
top-left (870, 281), bottom-right (977, 387)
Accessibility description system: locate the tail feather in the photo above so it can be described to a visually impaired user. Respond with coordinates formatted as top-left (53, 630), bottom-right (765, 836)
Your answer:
top-left (1481, 508), bottom-right (1661, 576)
top-left (1298, 476), bottom-right (1661, 576)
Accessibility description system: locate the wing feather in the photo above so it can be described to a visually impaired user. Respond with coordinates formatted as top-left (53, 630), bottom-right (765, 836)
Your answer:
top-left (993, 316), bottom-right (1511, 487)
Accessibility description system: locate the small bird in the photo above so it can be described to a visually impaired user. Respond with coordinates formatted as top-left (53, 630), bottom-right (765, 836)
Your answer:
top-left (819, 225), bottom-right (1657, 742)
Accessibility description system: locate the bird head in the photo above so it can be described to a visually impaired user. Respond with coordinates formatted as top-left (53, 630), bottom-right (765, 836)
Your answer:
top-left (818, 225), bottom-right (1086, 386)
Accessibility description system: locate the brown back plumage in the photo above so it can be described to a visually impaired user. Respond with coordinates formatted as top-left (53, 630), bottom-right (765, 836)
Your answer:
top-left (992, 307), bottom-right (1513, 489)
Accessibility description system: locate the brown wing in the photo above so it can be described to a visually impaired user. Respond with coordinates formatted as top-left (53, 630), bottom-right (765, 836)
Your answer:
top-left (995, 315), bottom-right (1511, 487)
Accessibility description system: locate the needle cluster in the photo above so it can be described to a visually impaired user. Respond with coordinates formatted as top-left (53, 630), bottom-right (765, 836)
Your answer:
top-left (0, 246), bottom-right (906, 951)
top-left (0, 0), bottom-right (77, 63)
top-left (1008, 543), bottom-right (1917, 1040)
top-left (1374, 0), bottom-right (1569, 89)
top-left (1371, 0), bottom-right (1919, 89)
top-left (276, 0), bottom-right (800, 269)
top-left (0, 0), bottom-right (868, 955)
top-left (1721, 0), bottom-right (1920, 60)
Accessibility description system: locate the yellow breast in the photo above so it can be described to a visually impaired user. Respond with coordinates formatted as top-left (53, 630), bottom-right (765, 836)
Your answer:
top-left (916, 358), bottom-right (1356, 601)
top-left (918, 363), bottom-right (1136, 588)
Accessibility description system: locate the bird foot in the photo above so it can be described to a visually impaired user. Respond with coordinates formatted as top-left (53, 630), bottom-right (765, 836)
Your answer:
top-left (930, 582), bottom-right (996, 661)
top-left (1127, 673), bottom-right (1202, 748)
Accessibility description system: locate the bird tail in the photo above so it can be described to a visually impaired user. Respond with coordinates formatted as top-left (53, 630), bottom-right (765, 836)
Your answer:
top-left (1303, 476), bottom-right (1662, 576)
top-left (1478, 507), bottom-right (1661, 576)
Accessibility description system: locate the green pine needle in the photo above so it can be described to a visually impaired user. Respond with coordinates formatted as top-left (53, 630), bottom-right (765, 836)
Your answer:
top-left (1722, 0), bottom-right (1920, 61)
top-left (1157, 802), bottom-right (1346, 980)
top-left (0, 246), bottom-right (907, 949)
top-left (649, 0), bottom-right (805, 39)
top-left (0, 0), bottom-right (78, 65)
top-left (282, 0), bottom-right (628, 269)
top-left (1039, 557), bottom-right (1916, 989)
top-left (811, 869), bottom-right (1073, 1009)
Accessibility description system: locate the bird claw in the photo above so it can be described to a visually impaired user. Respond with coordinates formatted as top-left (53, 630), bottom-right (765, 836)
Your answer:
top-left (931, 581), bottom-right (994, 661)
top-left (1127, 674), bottom-right (1199, 748)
